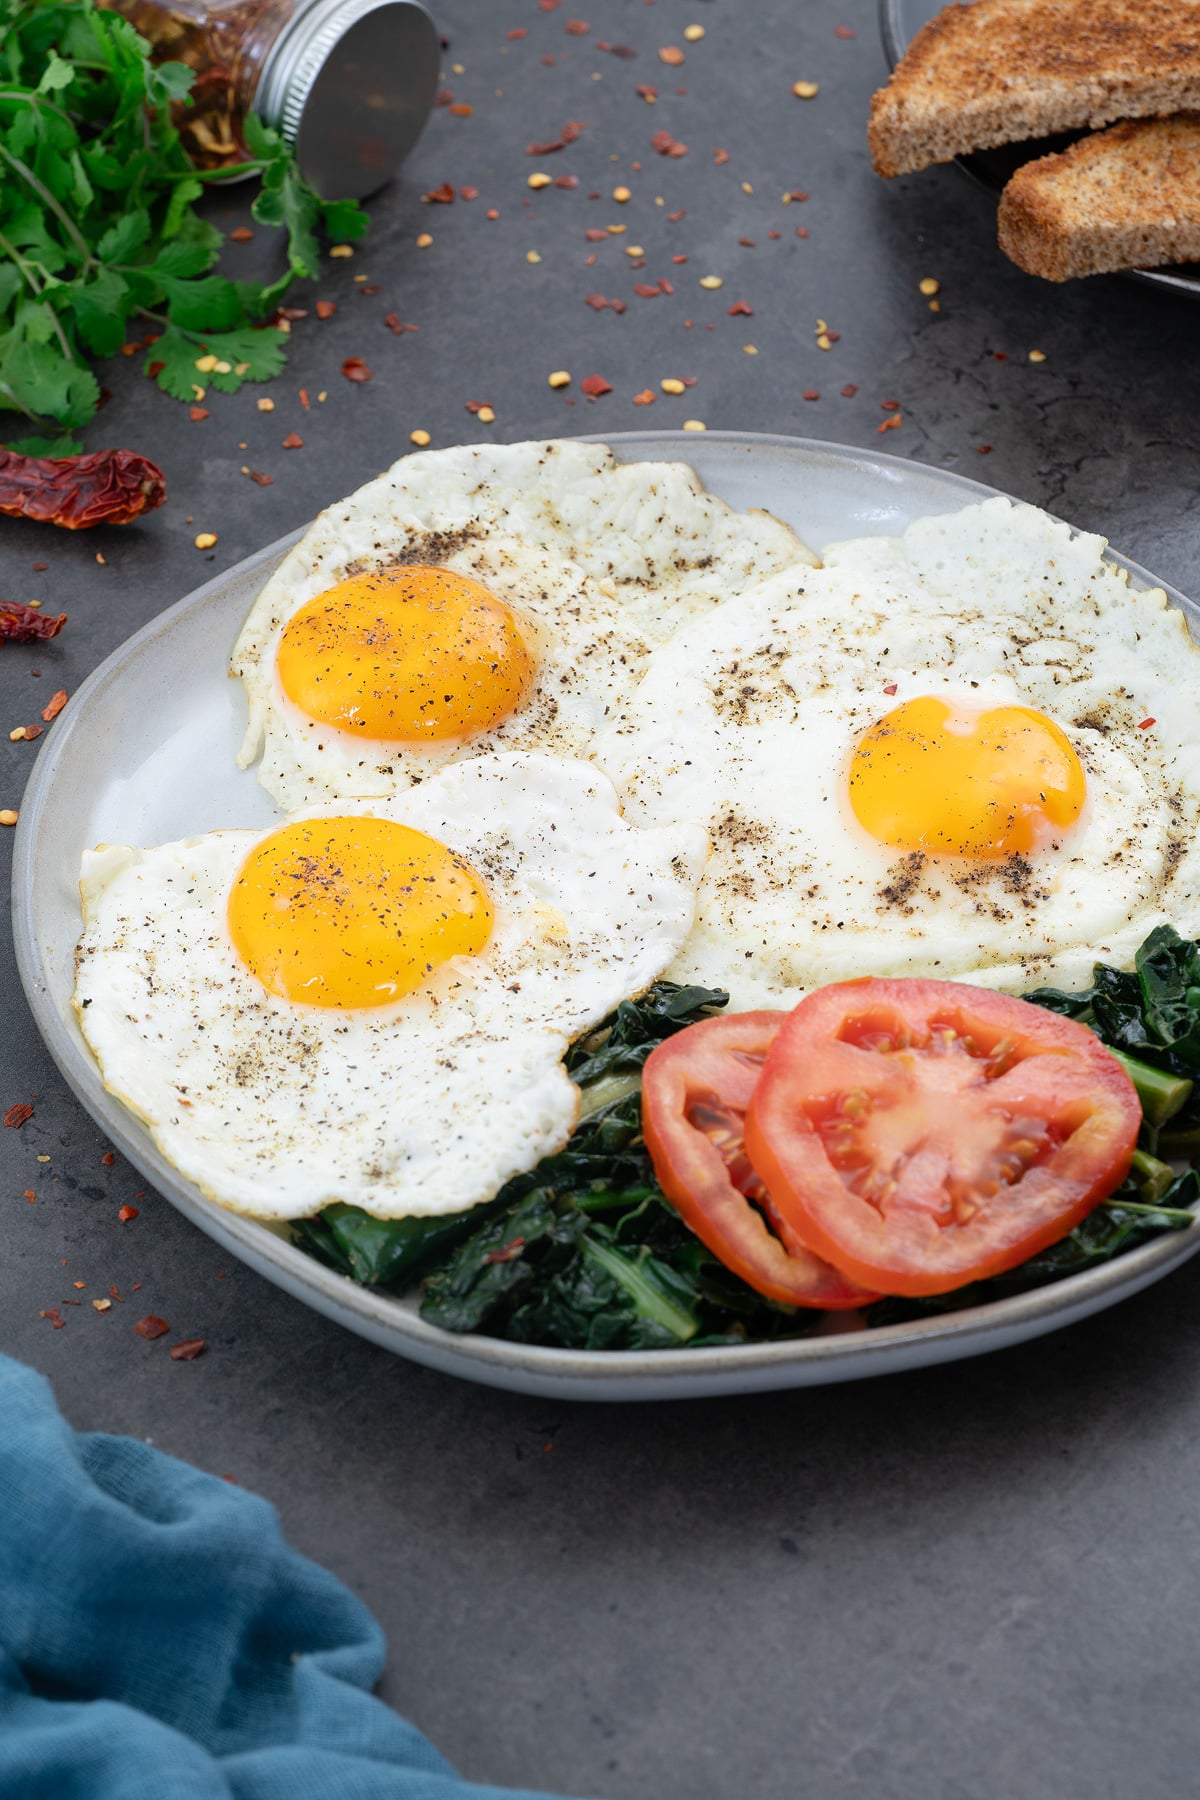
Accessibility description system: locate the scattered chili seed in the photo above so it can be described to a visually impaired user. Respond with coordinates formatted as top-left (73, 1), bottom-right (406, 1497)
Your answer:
top-left (526, 249), bottom-right (543, 263)
top-left (613, 184), bottom-right (632, 201)
top-left (282, 433), bottom-right (304, 449)
top-left (416, 233), bottom-right (433, 248)
top-left (743, 344), bottom-right (758, 355)
top-left (119, 1204), bottom-right (139, 1222)
top-left (633, 388), bottom-right (655, 404)
top-left (529, 171), bottom-right (553, 189)
top-left (257, 396), bottom-right (275, 412)
top-left (93, 1297), bottom-right (112, 1313)
top-left (659, 45), bottom-right (685, 65)
top-left (683, 418), bottom-right (706, 430)
top-left (194, 533), bottom-right (218, 549)
top-left (792, 80), bottom-right (819, 98)
top-left (919, 277), bottom-right (940, 296)
top-left (4, 1103), bottom-right (33, 1128)
top-left (0, 810), bottom-right (17, 827)
top-left (684, 22), bottom-right (705, 40)
top-left (581, 373), bottom-right (613, 397)
top-left (699, 275), bottom-right (723, 289)
top-left (170, 1339), bottom-right (207, 1361)
top-left (1029, 348), bottom-right (1047, 363)
top-left (134, 1315), bottom-right (170, 1340)
top-left (548, 370), bottom-right (572, 387)
top-left (341, 358), bottom-right (372, 382)
top-left (661, 377), bottom-right (685, 394)
top-left (410, 429), bottom-right (432, 446)
top-left (41, 689), bottom-right (67, 722)
top-left (477, 405), bottom-right (496, 423)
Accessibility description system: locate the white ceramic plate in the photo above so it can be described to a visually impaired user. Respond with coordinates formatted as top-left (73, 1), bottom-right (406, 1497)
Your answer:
top-left (13, 432), bottom-right (1200, 1400)
top-left (878, 0), bottom-right (1200, 298)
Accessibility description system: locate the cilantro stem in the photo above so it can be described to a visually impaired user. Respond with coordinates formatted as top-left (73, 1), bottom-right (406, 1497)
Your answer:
top-left (0, 89), bottom-right (72, 127)
top-left (0, 226), bottom-right (44, 295)
top-left (0, 143), bottom-right (95, 270)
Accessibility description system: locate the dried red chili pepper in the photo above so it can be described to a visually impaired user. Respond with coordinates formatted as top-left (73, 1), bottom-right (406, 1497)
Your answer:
top-left (134, 1315), bottom-right (170, 1340)
top-left (0, 449), bottom-right (165, 530)
top-left (0, 600), bottom-right (66, 644)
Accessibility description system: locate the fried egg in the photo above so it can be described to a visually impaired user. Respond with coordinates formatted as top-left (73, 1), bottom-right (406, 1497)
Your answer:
top-left (591, 496), bottom-right (1200, 1008)
top-left (74, 753), bottom-right (708, 1221)
top-left (232, 439), bottom-right (815, 811)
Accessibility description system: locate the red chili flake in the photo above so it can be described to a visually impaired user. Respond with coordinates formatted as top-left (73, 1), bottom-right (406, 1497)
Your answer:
top-left (1138, 718), bottom-right (1156, 730)
top-left (360, 283), bottom-right (380, 296)
top-left (835, 22), bottom-right (857, 36)
top-left (658, 277), bottom-right (674, 294)
top-left (109, 1284), bottom-right (125, 1303)
top-left (341, 358), bottom-right (373, 383)
top-left (5, 1101), bottom-right (33, 1129)
top-left (584, 252), bottom-right (597, 265)
top-left (246, 471), bottom-right (274, 486)
top-left (539, 0), bottom-right (561, 10)
top-left (683, 317), bottom-right (693, 327)
top-left (118, 1204), bottom-right (139, 1222)
top-left (841, 383), bottom-right (859, 397)
top-left (540, 53), bottom-right (556, 65)
top-left (527, 136), bottom-right (566, 155)
top-left (628, 258), bottom-right (645, 269)
top-left (993, 351), bottom-right (1009, 361)
top-left (189, 405), bottom-right (209, 422)
top-left (486, 208), bottom-right (500, 220)
top-left (634, 283), bottom-right (662, 298)
top-left (42, 689), bottom-right (67, 722)
top-left (671, 254), bottom-right (688, 263)
top-left (134, 1315), bottom-right (169, 1340)
top-left (554, 173), bottom-right (579, 189)
top-left (464, 400), bottom-right (494, 414)
top-left (878, 415), bottom-right (902, 432)
top-left (146, 360), bottom-right (165, 378)
top-left (24, 1190), bottom-right (34, 1201)
top-left (31, 561), bottom-right (47, 571)
top-left (40, 1307), bottom-right (65, 1329)
top-left (435, 87), bottom-right (454, 107)
top-left (633, 389), bottom-right (655, 405)
top-left (21, 722), bottom-right (43, 741)
top-left (636, 84), bottom-right (659, 101)
top-left (581, 373), bottom-right (613, 397)
top-left (789, 190), bottom-right (809, 202)
top-left (608, 297), bottom-right (627, 313)
top-left (585, 292), bottom-right (609, 309)
top-left (585, 228), bottom-right (608, 244)
top-left (72, 1280), bottom-right (85, 1290)
top-left (0, 449), bottom-right (165, 529)
top-left (0, 600), bottom-right (66, 644)
top-left (651, 128), bottom-right (688, 157)
top-left (229, 226), bottom-right (255, 242)
top-left (101, 1151), bottom-right (115, 1167)
top-left (484, 1237), bottom-right (526, 1264)
top-left (422, 182), bottom-right (455, 203)
top-left (384, 313), bottom-right (404, 333)
top-left (727, 300), bottom-right (754, 316)
top-left (507, 26), bottom-right (527, 37)
top-left (666, 212), bottom-right (686, 226)
top-left (794, 226), bottom-right (808, 238)
top-left (298, 387), bottom-right (310, 410)
top-left (681, 375), bottom-right (697, 387)
top-left (659, 44), bottom-right (685, 64)
top-left (802, 389), bottom-right (820, 401)
top-left (562, 120), bottom-right (584, 141)
top-left (738, 237), bottom-right (756, 248)
top-left (883, 683), bottom-right (898, 696)
top-left (315, 300), bottom-right (337, 320)
top-left (976, 443), bottom-right (992, 453)
top-left (825, 329), bottom-right (841, 343)
top-left (170, 1338), bottom-right (207, 1361)
top-left (281, 433), bottom-right (304, 449)
top-left (880, 399), bottom-right (900, 411)
top-left (276, 305), bottom-right (308, 321)
top-left (565, 18), bottom-right (590, 33)
top-left (713, 148), bottom-right (731, 166)
top-left (605, 43), bottom-right (638, 58)
top-left (449, 103), bottom-right (473, 116)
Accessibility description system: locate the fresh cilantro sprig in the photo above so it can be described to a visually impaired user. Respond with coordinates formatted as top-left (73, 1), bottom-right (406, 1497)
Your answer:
top-left (0, 0), bottom-right (368, 453)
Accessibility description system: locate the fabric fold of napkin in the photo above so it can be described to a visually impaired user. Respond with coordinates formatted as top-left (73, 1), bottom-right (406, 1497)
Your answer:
top-left (0, 1354), bottom-right (572, 1800)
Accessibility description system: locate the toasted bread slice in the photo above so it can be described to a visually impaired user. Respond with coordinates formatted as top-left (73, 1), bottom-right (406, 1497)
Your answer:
top-left (869, 0), bottom-right (1200, 178)
top-left (998, 114), bottom-right (1200, 278)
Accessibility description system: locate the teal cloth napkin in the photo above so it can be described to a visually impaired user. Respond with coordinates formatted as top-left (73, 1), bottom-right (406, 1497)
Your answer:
top-left (0, 1354), bottom-right (574, 1800)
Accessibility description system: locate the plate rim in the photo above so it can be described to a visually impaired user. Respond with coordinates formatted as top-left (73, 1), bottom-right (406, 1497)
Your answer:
top-left (875, 0), bottom-right (1200, 299)
top-left (13, 428), bottom-right (1200, 1399)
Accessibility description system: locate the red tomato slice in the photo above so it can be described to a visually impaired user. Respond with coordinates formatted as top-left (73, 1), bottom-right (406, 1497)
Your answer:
top-left (743, 978), bottom-right (1141, 1298)
top-left (641, 1013), bottom-right (879, 1309)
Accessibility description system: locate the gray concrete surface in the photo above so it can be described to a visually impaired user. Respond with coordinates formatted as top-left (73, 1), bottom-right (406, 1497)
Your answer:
top-left (5, 3), bottom-right (1200, 1796)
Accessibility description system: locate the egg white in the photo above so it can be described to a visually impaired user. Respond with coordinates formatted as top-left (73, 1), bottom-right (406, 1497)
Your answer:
top-left (592, 496), bottom-right (1200, 1008)
top-left (74, 753), bottom-right (708, 1221)
top-left (232, 438), bottom-right (815, 812)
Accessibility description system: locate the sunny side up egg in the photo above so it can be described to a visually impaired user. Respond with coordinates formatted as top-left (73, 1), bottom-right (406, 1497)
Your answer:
top-left (74, 753), bottom-right (707, 1221)
top-left (231, 439), bottom-right (816, 812)
top-left (591, 497), bottom-right (1200, 1009)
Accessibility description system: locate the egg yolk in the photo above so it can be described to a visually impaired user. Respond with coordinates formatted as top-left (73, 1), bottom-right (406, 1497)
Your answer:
top-left (228, 816), bottom-right (493, 1008)
top-left (847, 695), bottom-right (1086, 858)
top-left (276, 565), bottom-right (537, 744)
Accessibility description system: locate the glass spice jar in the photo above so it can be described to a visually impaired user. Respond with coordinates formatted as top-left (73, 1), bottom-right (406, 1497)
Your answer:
top-left (109, 0), bottom-right (439, 198)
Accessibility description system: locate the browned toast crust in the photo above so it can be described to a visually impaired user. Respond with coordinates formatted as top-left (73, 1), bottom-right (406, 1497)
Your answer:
top-left (997, 113), bottom-right (1200, 277)
top-left (870, 0), bottom-right (1200, 177)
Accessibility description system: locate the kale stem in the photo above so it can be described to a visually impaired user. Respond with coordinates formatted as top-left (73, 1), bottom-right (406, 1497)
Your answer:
top-left (0, 143), bottom-right (95, 270)
top-left (1109, 1049), bottom-right (1193, 1127)
top-left (1100, 1198), bottom-right (1197, 1224)
top-left (1131, 1148), bottom-right (1178, 1203)
top-left (581, 1235), bottom-right (698, 1340)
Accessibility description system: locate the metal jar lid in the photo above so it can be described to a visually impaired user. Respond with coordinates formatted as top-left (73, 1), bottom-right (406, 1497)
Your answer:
top-left (258, 0), bottom-right (439, 200)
